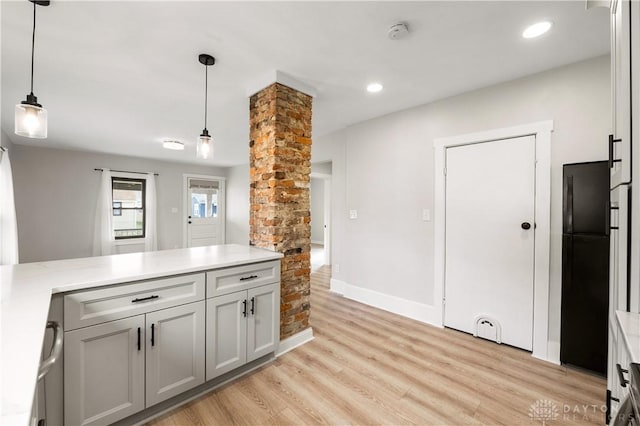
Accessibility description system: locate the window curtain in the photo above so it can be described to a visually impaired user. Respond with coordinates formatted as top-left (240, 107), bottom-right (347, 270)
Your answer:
top-left (92, 169), bottom-right (115, 256)
top-left (0, 149), bottom-right (19, 265)
top-left (144, 173), bottom-right (157, 252)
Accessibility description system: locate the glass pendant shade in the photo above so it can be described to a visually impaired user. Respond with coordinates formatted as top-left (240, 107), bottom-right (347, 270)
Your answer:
top-left (197, 133), bottom-right (212, 159)
top-left (15, 103), bottom-right (48, 138)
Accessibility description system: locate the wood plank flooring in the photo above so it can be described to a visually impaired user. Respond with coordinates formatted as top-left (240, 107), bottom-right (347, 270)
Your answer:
top-left (147, 266), bottom-right (606, 425)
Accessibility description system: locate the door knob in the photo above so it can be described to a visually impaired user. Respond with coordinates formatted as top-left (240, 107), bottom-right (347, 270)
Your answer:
top-left (521, 222), bottom-right (531, 230)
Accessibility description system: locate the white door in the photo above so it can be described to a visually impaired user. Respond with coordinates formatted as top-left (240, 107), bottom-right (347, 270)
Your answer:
top-left (145, 301), bottom-right (205, 407)
top-left (444, 135), bottom-right (536, 351)
top-left (247, 283), bottom-right (279, 362)
top-left (206, 291), bottom-right (247, 380)
top-left (64, 316), bottom-right (145, 426)
top-left (186, 176), bottom-right (225, 247)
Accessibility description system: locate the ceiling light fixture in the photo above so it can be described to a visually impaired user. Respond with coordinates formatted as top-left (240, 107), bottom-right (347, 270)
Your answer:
top-left (196, 53), bottom-right (215, 160)
top-left (162, 140), bottom-right (184, 150)
top-left (367, 83), bottom-right (383, 93)
top-left (522, 21), bottom-right (552, 39)
top-left (15, 0), bottom-right (50, 139)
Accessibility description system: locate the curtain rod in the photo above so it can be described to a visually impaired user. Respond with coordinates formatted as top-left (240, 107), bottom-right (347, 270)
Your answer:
top-left (94, 168), bottom-right (159, 176)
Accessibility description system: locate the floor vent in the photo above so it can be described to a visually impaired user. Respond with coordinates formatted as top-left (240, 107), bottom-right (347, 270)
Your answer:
top-left (474, 316), bottom-right (502, 344)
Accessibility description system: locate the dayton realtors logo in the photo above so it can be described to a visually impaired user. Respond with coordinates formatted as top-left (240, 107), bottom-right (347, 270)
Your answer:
top-left (528, 399), bottom-right (607, 424)
top-left (529, 400), bottom-right (560, 425)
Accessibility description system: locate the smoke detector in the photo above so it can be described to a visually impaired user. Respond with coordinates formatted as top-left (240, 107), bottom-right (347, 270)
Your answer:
top-left (388, 22), bottom-right (409, 40)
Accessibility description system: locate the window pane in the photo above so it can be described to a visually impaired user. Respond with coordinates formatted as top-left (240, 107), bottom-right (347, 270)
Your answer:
top-left (113, 180), bottom-right (143, 208)
top-left (113, 209), bottom-right (144, 238)
top-left (190, 189), bottom-right (218, 218)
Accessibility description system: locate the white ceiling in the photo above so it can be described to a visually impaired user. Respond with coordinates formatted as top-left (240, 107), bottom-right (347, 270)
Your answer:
top-left (1, 1), bottom-right (609, 166)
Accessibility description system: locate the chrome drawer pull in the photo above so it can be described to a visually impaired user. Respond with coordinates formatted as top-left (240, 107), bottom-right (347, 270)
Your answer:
top-left (38, 321), bottom-right (63, 381)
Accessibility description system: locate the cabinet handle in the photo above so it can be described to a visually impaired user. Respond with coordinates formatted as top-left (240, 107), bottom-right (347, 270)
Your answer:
top-left (242, 300), bottom-right (247, 317)
top-left (251, 297), bottom-right (255, 315)
top-left (617, 363), bottom-right (629, 387)
top-left (240, 275), bottom-right (258, 281)
top-left (609, 134), bottom-right (622, 169)
top-left (137, 327), bottom-right (141, 351)
top-left (38, 321), bottom-right (63, 381)
top-left (131, 295), bottom-right (159, 303)
top-left (151, 323), bottom-right (155, 347)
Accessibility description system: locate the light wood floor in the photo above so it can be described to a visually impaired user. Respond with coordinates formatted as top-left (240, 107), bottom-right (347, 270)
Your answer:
top-left (147, 266), bottom-right (606, 425)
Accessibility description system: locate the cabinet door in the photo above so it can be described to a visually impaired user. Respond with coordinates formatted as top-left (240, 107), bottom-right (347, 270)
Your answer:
top-left (247, 283), bottom-right (280, 362)
top-left (206, 292), bottom-right (247, 380)
top-left (610, 0), bottom-right (632, 187)
top-left (146, 301), bottom-right (205, 407)
top-left (610, 184), bottom-right (629, 316)
top-left (64, 316), bottom-right (145, 426)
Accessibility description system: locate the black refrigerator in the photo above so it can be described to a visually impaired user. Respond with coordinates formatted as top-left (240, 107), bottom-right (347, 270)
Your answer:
top-left (561, 161), bottom-right (610, 375)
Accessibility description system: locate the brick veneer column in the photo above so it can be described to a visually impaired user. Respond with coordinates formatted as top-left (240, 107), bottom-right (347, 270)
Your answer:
top-left (249, 83), bottom-right (312, 340)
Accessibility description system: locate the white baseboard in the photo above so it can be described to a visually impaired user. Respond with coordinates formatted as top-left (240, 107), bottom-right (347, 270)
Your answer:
top-left (277, 327), bottom-right (314, 356)
top-left (330, 279), bottom-right (442, 327)
top-left (330, 278), bottom-right (346, 294)
top-left (311, 240), bottom-right (324, 245)
top-left (534, 341), bottom-right (560, 365)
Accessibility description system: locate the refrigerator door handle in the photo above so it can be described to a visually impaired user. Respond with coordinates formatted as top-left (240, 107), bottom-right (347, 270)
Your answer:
top-left (566, 176), bottom-right (574, 234)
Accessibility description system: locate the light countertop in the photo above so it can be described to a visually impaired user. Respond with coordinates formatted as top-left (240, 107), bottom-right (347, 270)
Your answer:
top-left (616, 310), bottom-right (640, 364)
top-left (1, 244), bottom-right (282, 426)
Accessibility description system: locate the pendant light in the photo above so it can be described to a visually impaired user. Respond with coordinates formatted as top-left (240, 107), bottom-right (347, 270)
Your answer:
top-left (196, 54), bottom-right (215, 159)
top-left (15, 0), bottom-right (50, 139)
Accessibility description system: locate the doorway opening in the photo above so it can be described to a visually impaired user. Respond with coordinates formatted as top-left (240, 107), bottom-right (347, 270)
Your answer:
top-left (310, 168), bottom-right (331, 271)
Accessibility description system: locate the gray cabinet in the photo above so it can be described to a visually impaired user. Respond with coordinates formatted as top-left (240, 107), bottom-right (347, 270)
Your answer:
top-left (206, 292), bottom-right (247, 380)
top-left (64, 316), bottom-right (145, 426)
top-left (247, 283), bottom-right (279, 362)
top-left (146, 301), bottom-right (205, 407)
top-left (206, 283), bottom-right (279, 381)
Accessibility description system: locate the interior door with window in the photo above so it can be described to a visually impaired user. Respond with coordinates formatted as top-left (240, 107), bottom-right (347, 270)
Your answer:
top-left (185, 176), bottom-right (225, 247)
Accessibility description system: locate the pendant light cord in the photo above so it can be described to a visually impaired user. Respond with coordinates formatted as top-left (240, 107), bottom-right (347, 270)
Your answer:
top-left (30, 1), bottom-right (37, 95)
top-left (204, 64), bottom-right (208, 130)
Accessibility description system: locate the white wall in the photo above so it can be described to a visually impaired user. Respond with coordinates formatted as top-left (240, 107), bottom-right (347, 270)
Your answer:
top-left (11, 144), bottom-right (228, 262)
top-left (314, 55), bottom-right (611, 356)
top-left (310, 178), bottom-right (325, 244)
top-left (226, 163), bottom-right (250, 245)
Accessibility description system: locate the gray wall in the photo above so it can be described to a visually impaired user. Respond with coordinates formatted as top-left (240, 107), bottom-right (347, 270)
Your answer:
top-left (11, 144), bottom-right (228, 262)
top-left (226, 163), bottom-right (250, 245)
top-left (313, 55), bottom-right (611, 360)
top-left (310, 178), bottom-right (325, 244)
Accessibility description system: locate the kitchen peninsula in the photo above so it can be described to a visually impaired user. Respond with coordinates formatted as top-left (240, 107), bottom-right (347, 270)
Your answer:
top-left (1, 244), bottom-right (283, 426)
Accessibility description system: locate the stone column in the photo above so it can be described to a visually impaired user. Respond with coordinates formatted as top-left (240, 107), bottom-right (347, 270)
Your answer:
top-left (249, 83), bottom-right (312, 340)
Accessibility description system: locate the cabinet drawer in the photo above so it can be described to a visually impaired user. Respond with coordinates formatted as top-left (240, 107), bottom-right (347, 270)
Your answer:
top-left (65, 273), bottom-right (205, 330)
top-left (206, 261), bottom-right (280, 298)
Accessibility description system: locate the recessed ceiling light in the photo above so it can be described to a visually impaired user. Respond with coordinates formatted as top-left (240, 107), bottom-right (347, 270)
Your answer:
top-left (367, 83), bottom-right (383, 93)
top-left (162, 140), bottom-right (184, 150)
top-left (522, 21), bottom-right (552, 39)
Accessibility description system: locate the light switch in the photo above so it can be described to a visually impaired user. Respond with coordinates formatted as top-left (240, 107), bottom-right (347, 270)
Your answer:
top-left (422, 209), bottom-right (431, 222)
top-left (349, 210), bottom-right (358, 219)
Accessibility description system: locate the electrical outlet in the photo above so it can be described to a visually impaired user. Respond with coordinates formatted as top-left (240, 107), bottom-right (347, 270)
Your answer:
top-left (422, 209), bottom-right (431, 222)
top-left (334, 264), bottom-right (340, 273)
top-left (171, 207), bottom-right (178, 213)
top-left (349, 210), bottom-right (358, 219)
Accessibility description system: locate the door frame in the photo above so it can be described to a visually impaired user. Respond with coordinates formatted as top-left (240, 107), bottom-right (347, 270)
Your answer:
top-left (182, 174), bottom-right (226, 248)
top-left (433, 120), bottom-right (554, 363)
